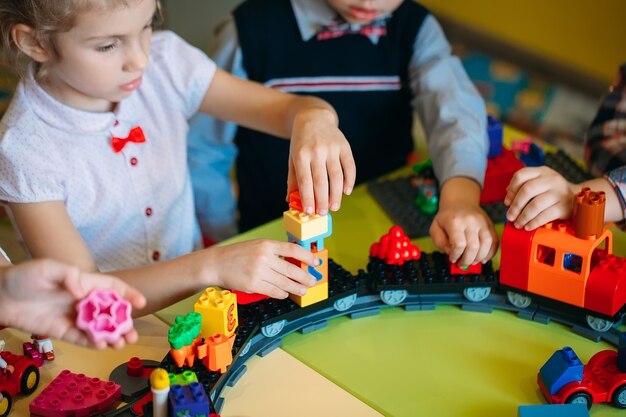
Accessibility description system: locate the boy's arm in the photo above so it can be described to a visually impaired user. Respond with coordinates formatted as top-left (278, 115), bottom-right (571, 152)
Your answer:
top-left (409, 15), bottom-right (488, 188)
top-left (198, 68), bottom-right (355, 216)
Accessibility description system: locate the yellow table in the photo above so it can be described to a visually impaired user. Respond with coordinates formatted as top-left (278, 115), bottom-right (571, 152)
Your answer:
top-left (157, 129), bottom-right (626, 417)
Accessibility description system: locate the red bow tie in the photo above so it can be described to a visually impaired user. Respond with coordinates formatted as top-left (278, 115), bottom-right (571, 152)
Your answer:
top-left (111, 126), bottom-right (146, 153)
top-left (316, 18), bottom-right (388, 41)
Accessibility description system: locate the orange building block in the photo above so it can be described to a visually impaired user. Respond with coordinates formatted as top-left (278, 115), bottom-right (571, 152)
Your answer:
top-left (197, 333), bottom-right (235, 374)
top-left (289, 248), bottom-right (329, 307)
top-left (169, 336), bottom-right (202, 368)
top-left (283, 209), bottom-right (329, 241)
top-left (194, 288), bottom-right (238, 338)
top-left (527, 220), bottom-right (613, 307)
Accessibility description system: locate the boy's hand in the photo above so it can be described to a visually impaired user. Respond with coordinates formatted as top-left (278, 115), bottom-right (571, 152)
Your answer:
top-left (505, 166), bottom-right (577, 230)
top-left (429, 178), bottom-right (498, 267)
top-left (287, 108), bottom-right (355, 216)
top-left (0, 260), bottom-right (146, 349)
top-left (207, 239), bottom-right (321, 299)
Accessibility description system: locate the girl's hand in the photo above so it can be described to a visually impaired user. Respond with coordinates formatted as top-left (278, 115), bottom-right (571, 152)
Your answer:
top-left (207, 239), bottom-right (321, 299)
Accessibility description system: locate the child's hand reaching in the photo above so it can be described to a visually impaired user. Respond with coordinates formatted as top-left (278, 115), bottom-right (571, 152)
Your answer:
top-left (0, 260), bottom-right (146, 349)
top-left (206, 239), bottom-right (321, 299)
top-left (287, 108), bottom-right (356, 216)
top-left (429, 178), bottom-right (498, 267)
top-left (505, 166), bottom-right (577, 230)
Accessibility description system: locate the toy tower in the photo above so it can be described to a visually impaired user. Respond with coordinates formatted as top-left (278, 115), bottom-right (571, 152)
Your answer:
top-left (283, 191), bottom-right (332, 307)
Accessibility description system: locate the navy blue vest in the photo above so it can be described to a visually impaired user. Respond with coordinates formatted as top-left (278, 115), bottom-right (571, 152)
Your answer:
top-left (234, 0), bottom-right (428, 230)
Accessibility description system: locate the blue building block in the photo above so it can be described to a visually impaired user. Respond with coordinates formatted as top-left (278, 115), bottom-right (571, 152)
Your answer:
top-left (518, 404), bottom-right (589, 417)
top-left (169, 382), bottom-right (209, 417)
top-left (539, 346), bottom-right (584, 395)
top-left (487, 115), bottom-right (503, 158)
top-left (519, 142), bottom-right (545, 167)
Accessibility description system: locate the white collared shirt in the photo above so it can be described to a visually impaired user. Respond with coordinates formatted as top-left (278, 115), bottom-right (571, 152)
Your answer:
top-left (0, 31), bottom-right (216, 272)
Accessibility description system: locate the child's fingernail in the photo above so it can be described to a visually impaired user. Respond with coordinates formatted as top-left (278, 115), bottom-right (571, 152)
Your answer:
top-left (330, 203), bottom-right (339, 211)
top-left (305, 206), bottom-right (314, 214)
top-left (316, 257), bottom-right (322, 266)
top-left (300, 287), bottom-right (307, 295)
top-left (344, 187), bottom-right (353, 195)
top-left (318, 209), bottom-right (328, 215)
top-left (309, 279), bottom-right (317, 286)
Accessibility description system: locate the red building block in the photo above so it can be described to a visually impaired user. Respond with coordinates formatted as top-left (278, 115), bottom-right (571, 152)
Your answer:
top-left (480, 148), bottom-right (525, 204)
top-left (30, 370), bottom-right (121, 417)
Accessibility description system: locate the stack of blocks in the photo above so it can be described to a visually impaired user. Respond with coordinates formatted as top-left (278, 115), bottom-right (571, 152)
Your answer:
top-left (283, 192), bottom-right (332, 307)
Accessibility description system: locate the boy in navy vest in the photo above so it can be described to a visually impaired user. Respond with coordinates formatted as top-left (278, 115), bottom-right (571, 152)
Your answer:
top-left (189, 0), bottom-right (497, 267)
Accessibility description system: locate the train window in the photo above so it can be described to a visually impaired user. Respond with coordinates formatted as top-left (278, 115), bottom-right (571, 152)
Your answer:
top-left (563, 253), bottom-right (582, 274)
top-left (536, 245), bottom-right (555, 266)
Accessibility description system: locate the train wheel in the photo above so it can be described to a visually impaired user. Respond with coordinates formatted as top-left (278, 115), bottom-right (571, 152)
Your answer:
top-left (0, 392), bottom-right (11, 417)
top-left (20, 365), bottom-right (40, 395)
top-left (379, 290), bottom-right (407, 306)
top-left (506, 291), bottom-right (531, 309)
top-left (239, 341), bottom-right (251, 356)
top-left (463, 287), bottom-right (491, 302)
top-left (333, 294), bottom-right (357, 312)
top-left (612, 384), bottom-right (626, 408)
top-left (585, 315), bottom-right (614, 332)
top-left (261, 320), bottom-right (286, 338)
top-left (566, 391), bottom-right (592, 410)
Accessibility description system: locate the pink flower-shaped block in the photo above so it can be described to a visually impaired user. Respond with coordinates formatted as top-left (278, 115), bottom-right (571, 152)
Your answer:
top-left (76, 289), bottom-right (133, 344)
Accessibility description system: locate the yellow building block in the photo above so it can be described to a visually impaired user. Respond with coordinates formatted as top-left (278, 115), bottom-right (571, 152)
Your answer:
top-left (283, 209), bottom-right (329, 241)
top-left (194, 287), bottom-right (238, 338)
top-left (290, 282), bottom-right (328, 307)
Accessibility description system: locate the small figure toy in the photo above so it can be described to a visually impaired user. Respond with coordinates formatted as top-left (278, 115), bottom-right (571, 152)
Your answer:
top-left (0, 340), bottom-right (14, 375)
top-left (31, 335), bottom-right (54, 361)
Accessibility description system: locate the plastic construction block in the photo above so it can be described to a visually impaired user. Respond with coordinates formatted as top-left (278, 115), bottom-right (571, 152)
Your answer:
top-left (30, 370), bottom-right (121, 417)
top-left (480, 148), bottom-right (524, 204)
top-left (108, 358), bottom-right (161, 402)
top-left (197, 333), bottom-right (234, 374)
top-left (169, 370), bottom-right (198, 386)
top-left (370, 225), bottom-right (420, 265)
top-left (76, 289), bottom-right (133, 344)
top-left (539, 347), bottom-right (584, 395)
top-left (169, 382), bottom-right (209, 417)
top-left (283, 209), bottom-right (330, 242)
top-left (518, 404), bottom-right (589, 417)
top-left (194, 288), bottom-right (239, 339)
top-left (487, 114), bottom-right (503, 158)
top-left (290, 282), bottom-right (329, 308)
top-left (168, 312), bottom-right (202, 349)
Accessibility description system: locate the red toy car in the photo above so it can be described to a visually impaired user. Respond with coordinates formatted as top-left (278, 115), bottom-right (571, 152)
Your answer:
top-left (0, 351), bottom-right (40, 417)
top-left (538, 346), bottom-right (626, 410)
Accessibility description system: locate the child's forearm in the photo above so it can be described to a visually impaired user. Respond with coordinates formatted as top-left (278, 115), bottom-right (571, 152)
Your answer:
top-left (112, 250), bottom-right (213, 316)
top-left (286, 97), bottom-right (338, 137)
top-left (439, 177), bottom-right (481, 208)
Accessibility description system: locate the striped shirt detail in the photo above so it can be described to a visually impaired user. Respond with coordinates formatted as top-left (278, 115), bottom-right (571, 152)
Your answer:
top-left (265, 76), bottom-right (401, 92)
